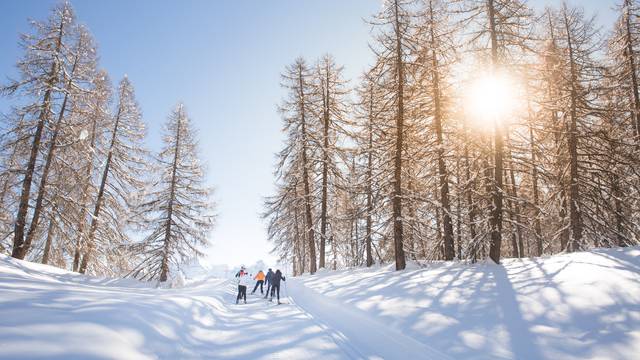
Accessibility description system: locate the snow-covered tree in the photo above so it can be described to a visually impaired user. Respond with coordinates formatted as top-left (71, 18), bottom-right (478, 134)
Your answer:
top-left (78, 76), bottom-right (147, 274)
top-left (368, 0), bottom-right (418, 270)
top-left (313, 54), bottom-right (350, 269)
top-left (132, 104), bottom-right (214, 282)
top-left (2, 2), bottom-right (79, 259)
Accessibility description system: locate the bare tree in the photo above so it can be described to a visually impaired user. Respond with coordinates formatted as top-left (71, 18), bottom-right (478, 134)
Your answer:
top-left (132, 104), bottom-right (214, 282)
top-left (79, 76), bottom-right (147, 274)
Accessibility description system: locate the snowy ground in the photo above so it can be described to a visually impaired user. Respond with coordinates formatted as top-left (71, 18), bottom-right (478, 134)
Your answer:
top-left (1, 247), bottom-right (639, 359)
top-left (293, 247), bottom-right (640, 360)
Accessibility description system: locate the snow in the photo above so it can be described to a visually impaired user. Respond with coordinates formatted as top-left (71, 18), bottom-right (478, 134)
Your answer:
top-left (0, 255), bottom-right (344, 359)
top-left (293, 247), bottom-right (640, 360)
top-left (1, 247), bottom-right (639, 359)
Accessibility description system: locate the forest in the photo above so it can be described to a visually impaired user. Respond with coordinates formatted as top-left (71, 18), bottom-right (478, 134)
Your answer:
top-left (264, 0), bottom-right (640, 275)
top-left (0, 2), bottom-right (215, 282)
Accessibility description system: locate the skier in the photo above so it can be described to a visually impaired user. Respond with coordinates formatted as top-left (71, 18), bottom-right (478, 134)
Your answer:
top-left (269, 269), bottom-right (286, 304)
top-left (263, 268), bottom-right (274, 299)
top-left (251, 270), bottom-right (266, 294)
top-left (235, 265), bottom-right (246, 278)
top-left (236, 269), bottom-right (250, 304)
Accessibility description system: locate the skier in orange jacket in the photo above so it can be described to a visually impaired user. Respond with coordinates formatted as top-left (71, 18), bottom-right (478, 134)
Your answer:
top-left (251, 270), bottom-right (266, 294)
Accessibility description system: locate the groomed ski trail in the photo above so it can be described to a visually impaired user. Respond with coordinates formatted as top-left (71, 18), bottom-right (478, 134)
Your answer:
top-left (287, 278), bottom-right (453, 360)
top-left (0, 256), bottom-right (347, 359)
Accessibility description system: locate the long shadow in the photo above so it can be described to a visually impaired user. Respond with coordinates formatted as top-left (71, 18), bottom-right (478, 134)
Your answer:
top-left (296, 248), bottom-right (640, 360)
top-left (488, 265), bottom-right (543, 360)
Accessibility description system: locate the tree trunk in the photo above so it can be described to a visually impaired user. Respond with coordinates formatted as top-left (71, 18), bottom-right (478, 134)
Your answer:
top-left (354, 213), bottom-right (360, 265)
top-left (624, 0), bottom-right (640, 140)
top-left (79, 91), bottom-right (125, 274)
top-left (504, 167), bottom-right (519, 258)
top-left (487, 0), bottom-right (504, 264)
top-left (74, 96), bottom-right (100, 272)
top-left (463, 124), bottom-right (477, 259)
top-left (293, 189), bottom-right (301, 276)
top-left (455, 158), bottom-right (462, 259)
top-left (298, 66), bottom-right (317, 274)
top-left (331, 235), bottom-right (337, 270)
top-left (392, 0), bottom-right (406, 270)
top-left (12, 20), bottom-right (65, 260)
top-left (24, 52), bottom-right (80, 255)
top-left (301, 210), bottom-right (307, 274)
top-left (529, 124), bottom-right (543, 256)
top-left (366, 84), bottom-right (374, 267)
top-left (427, 1), bottom-right (455, 261)
top-left (41, 219), bottom-right (55, 265)
top-left (319, 66), bottom-right (330, 269)
top-left (505, 133), bottom-right (524, 258)
top-left (159, 107), bottom-right (183, 282)
top-left (563, 8), bottom-right (584, 252)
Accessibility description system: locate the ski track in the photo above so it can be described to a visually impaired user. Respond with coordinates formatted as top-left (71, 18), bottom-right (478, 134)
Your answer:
top-left (0, 253), bottom-right (449, 360)
top-left (4, 248), bottom-right (639, 359)
top-left (287, 278), bottom-right (453, 360)
top-left (0, 256), bottom-right (346, 359)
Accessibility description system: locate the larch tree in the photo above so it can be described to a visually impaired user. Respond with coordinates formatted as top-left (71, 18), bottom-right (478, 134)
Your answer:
top-left (462, 0), bottom-right (534, 263)
top-left (2, 2), bottom-right (78, 259)
top-left (274, 58), bottom-right (318, 274)
top-left (72, 70), bottom-right (113, 271)
top-left (414, 0), bottom-right (459, 260)
top-left (354, 69), bottom-right (389, 267)
top-left (542, 4), bottom-right (604, 251)
top-left (314, 54), bottom-right (350, 269)
top-left (132, 104), bottom-right (214, 282)
top-left (22, 26), bottom-right (98, 261)
top-left (608, 0), bottom-right (640, 245)
top-left (0, 112), bottom-right (29, 253)
top-left (611, 0), bottom-right (640, 142)
top-left (369, 0), bottom-right (417, 270)
top-left (79, 76), bottom-right (147, 274)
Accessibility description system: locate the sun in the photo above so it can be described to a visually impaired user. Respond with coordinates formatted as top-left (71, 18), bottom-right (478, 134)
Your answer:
top-left (466, 72), bottom-right (517, 127)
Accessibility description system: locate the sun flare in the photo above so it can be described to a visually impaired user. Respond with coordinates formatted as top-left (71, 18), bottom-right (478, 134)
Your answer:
top-left (466, 73), bottom-right (517, 126)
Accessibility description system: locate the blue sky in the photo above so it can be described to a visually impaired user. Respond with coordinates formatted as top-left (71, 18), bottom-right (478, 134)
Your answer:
top-left (0, 0), bottom-right (617, 268)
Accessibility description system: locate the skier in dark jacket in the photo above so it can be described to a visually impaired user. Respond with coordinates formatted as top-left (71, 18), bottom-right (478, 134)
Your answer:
top-left (263, 268), bottom-right (274, 299)
top-left (269, 269), bottom-right (286, 304)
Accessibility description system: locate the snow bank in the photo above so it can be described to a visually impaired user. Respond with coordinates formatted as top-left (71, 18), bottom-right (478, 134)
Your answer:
top-left (291, 247), bottom-right (640, 360)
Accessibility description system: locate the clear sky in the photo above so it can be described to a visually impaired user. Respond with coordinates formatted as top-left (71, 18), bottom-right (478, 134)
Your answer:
top-left (0, 0), bottom-right (617, 268)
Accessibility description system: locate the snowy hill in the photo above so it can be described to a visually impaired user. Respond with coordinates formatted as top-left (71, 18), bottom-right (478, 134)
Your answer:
top-left (1, 248), bottom-right (639, 359)
top-left (292, 247), bottom-right (640, 360)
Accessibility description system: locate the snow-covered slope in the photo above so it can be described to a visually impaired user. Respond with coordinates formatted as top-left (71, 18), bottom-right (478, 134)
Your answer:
top-left (292, 247), bottom-right (640, 360)
top-left (1, 247), bottom-right (638, 359)
top-left (0, 254), bottom-right (347, 359)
